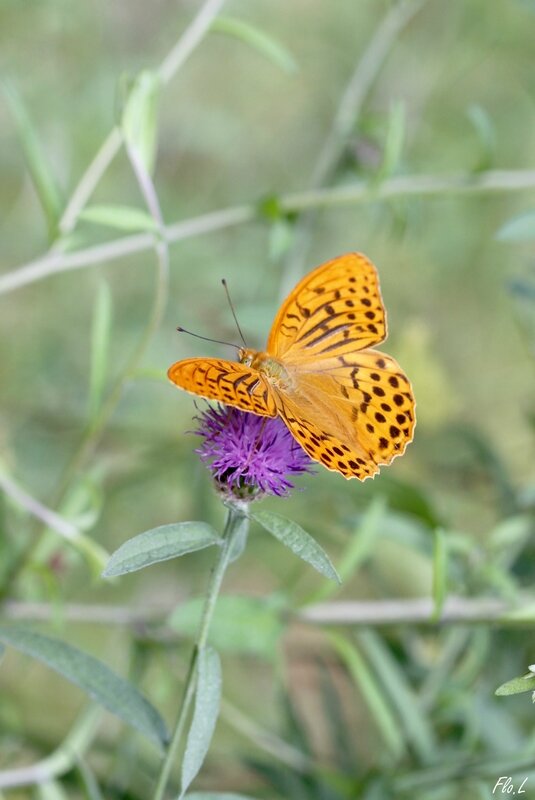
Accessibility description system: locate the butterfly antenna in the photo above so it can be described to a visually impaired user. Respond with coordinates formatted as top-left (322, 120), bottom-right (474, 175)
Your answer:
top-left (221, 278), bottom-right (247, 347)
top-left (176, 327), bottom-right (240, 350)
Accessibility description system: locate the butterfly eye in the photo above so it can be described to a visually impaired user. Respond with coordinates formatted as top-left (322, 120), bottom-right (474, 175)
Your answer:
top-left (240, 351), bottom-right (253, 367)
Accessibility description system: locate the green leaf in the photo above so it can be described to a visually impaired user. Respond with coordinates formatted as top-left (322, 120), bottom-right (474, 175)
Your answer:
top-left (375, 101), bottom-right (406, 183)
top-left (3, 81), bottom-right (63, 240)
top-left (169, 595), bottom-right (284, 658)
top-left (467, 104), bottom-right (496, 172)
top-left (252, 510), bottom-right (340, 583)
top-left (88, 281), bottom-right (112, 424)
top-left (103, 522), bottom-right (222, 577)
top-left (431, 527), bottom-right (447, 621)
top-left (211, 17), bottom-right (297, 74)
top-left (0, 625), bottom-right (168, 748)
top-left (122, 70), bottom-right (161, 174)
top-left (227, 513), bottom-right (249, 564)
top-left (355, 629), bottom-right (437, 764)
top-left (181, 647), bottom-right (222, 797)
top-left (328, 632), bottom-right (405, 762)
top-left (79, 204), bottom-right (158, 233)
top-left (495, 673), bottom-right (535, 696)
top-left (496, 209), bottom-right (535, 243)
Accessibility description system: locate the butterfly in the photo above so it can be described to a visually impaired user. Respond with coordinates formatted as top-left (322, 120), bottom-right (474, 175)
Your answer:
top-left (168, 253), bottom-right (415, 480)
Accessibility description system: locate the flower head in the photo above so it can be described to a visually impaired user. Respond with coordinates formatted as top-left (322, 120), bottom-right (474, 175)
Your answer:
top-left (194, 405), bottom-right (313, 500)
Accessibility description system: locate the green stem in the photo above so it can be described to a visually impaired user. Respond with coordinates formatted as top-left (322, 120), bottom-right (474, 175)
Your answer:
top-left (152, 504), bottom-right (247, 800)
top-left (3, 167), bottom-right (535, 296)
top-left (0, 704), bottom-right (102, 790)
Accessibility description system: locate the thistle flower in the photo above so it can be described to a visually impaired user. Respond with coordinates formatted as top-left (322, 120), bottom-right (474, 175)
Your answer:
top-left (194, 405), bottom-right (313, 499)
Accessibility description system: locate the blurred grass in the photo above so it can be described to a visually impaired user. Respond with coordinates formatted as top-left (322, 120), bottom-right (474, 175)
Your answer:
top-left (1, 0), bottom-right (535, 797)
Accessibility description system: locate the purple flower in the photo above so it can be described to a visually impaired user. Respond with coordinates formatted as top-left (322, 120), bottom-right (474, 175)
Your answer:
top-left (194, 405), bottom-right (314, 499)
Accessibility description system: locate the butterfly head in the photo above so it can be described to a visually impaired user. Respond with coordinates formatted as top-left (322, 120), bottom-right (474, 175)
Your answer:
top-left (238, 347), bottom-right (257, 367)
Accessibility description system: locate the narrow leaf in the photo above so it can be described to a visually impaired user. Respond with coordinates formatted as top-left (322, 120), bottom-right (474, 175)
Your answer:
top-left (355, 629), bottom-right (437, 764)
top-left (0, 625), bottom-right (168, 748)
top-left (3, 81), bottom-right (63, 239)
top-left (181, 647), bottom-right (222, 797)
top-left (376, 101), bottom-right (406, 183)
top-left (122, 70), bottom-right (161, 174)
top-left (252, 510), bottom-right (340, 583)
top-left (496, 673), bottom-right (535, 696)
top-left (496, 209), bottom-right (535, 243)
top-left (103, 522), bottom-right (221, 577)
top-left (79, 204), bottom-right (158, 233)
top-left (212, 17), bottom-right (297, 74)
top-left (328, 632), bottom-right (405, 762)
top-left (88, 281), bottom-right (112, 423)
top-left (431, 527), bottom-right (447, 621)
top-left (467, 104), bottom-right (495, 172)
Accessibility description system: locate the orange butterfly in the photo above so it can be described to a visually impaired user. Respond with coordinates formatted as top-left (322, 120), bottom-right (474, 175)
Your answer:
top-left (168, 253), bottom-right (415, 480)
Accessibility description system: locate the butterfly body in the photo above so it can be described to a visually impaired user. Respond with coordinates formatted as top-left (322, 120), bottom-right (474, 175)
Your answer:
top-left (168, 253), bottom-right (415, 481)
top-left (238, 349), bottom-right (290, 386)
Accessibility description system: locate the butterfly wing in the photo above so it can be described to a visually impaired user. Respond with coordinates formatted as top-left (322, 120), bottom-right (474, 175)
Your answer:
top-left (267, 252), bottom-right (386, 360)
top-left (167, 358), bottom-right (277, 416)
top-left (274, 350), bottom-right (415, 480)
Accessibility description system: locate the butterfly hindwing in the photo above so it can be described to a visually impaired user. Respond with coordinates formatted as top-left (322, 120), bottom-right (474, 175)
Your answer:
top-left (167, 358), bottom-right (277, 416)
top-left (300, 349), bottom-right (416, 467)
top-left (267, 253), bottom-right (386, 360)
top-left (273, 391), bottom-right (380, 480)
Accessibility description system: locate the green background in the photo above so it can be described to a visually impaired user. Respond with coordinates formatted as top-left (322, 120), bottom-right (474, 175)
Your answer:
top-left (1, 0), bottom-right (535, 797)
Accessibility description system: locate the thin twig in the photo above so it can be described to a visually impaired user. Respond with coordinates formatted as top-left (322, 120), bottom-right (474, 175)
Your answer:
top-left (3, 168), bottom-right (535, 296)
top-left (298, 597), bottom-right (514, 626)
top-left (0, 471), bottom-right (80, 542)
top-left (158, 0), bottom-right (226, 84)
top-left (2, 596), bottom-right (529, 628)
top-left (0, 705), bottom-right (102, 790)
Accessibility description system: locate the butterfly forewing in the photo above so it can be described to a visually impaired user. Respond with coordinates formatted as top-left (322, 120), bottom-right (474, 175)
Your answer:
top-left (167, 358), bottom-right (277, 417)
top-left (267, 253), bottom-right (386, 361)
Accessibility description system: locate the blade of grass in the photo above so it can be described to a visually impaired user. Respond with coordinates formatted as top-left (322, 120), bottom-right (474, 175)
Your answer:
top-left (431, 527), bottom-right (447, 622)
top-left (328, 631), bottom-right (406, 763)
top-left (354, 630), bottom-right (437, 764)
top-left (88, 281), bottom-right (112, 425)
top-left (211, 16), bottom-right (297, 73)
top-left (2, 81), bottom-right (63, 240)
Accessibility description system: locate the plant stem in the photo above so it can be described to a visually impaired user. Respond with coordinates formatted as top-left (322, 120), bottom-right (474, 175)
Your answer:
top-left (0, 705), bottom-right (102, 789)
top-left (3, 595), bottom-right (530, 628)
top-left (152, 504), bottom-right (247, 800)
top-left (3, 167), bottom-right (535, 296)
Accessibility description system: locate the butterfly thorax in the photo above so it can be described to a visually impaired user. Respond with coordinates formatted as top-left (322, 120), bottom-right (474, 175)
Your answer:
top-left (238, 348), bottom-right (290, 385)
